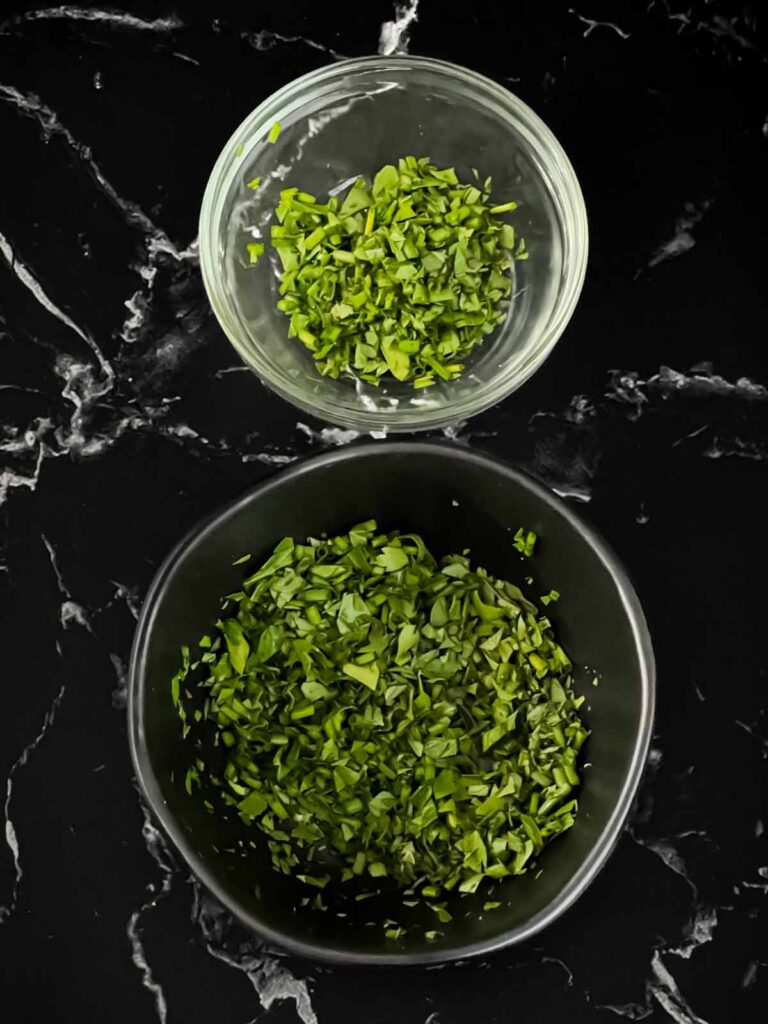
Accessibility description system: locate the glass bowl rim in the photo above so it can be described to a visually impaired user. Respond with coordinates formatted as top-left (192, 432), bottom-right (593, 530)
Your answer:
top-left (199, 54), bottom-right (589, 432)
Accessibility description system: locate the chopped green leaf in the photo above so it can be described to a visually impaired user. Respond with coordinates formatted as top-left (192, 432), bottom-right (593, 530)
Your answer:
top-left (238, 791), bottom-right (267, 818)
top-left (220, 618), bottom-right (250, 674)
top-left (342, 661), bottom-right (380, 690)
top-left (513, 528), bottom-right (537, 557)
top-left (257, 156), bottom-right (527, 386)
top-left (247, 242), bottom-right (265, 266)
top-left (171, 518), bottom-right (587, 913)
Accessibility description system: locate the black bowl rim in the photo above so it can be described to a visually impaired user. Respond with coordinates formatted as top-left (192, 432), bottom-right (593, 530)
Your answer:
top-left (128, 440), bottom-right (655, 966)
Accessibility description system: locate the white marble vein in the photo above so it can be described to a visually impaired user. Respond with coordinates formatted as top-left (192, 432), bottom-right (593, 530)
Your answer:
top-left (0, 383), bottom-right (46, 396)
top-left (119, 239), bottom-right (198, 345)
top-left (214, 365), bottom-right (252, 378)
top-left (669, 905), bottom-right (718, 960)
top-left (604, 371), bottom-right (648, 420)
top-left (600, 1001), bottom-right (653, 1020)
top-left (0, 85), bottom-right (152, 239)
top-left (379, 0), bottom-right (419, 55)
top-left (743, 960), bottom-right (767, 988)
top-left (0, 435), bottom-right (45, 508)
top-left (0, 335), bottom-right (119, 495)
top-left (241, 451), bottom-right (298, 466)
top-left (127, 805), bottom-right (175, 1024)
top-left (110, 654), bottom-right (128, 709)
top-left (0, 226), bottom-right (112, 383)
top-left (564, 394), bottom-right (597, 424)
top-left (649, 951), bottom-right (709, 1024)
top-left (644, 202), bottom-right (712, 271)
top-left (741, 865), bottom-right (768, 894)
top-left (541, 954), bottom-right (575, 988)
top-left (602, 738), bottom-right (720, 1017)
top-left (606, 365), bottom-right (767, 419)
top-left (54, 356), bottom-right (116, 456)
top-left (624, 746), bottom-right (702, 895)
top-left (695, 13), bottom-right (764, 59)
top-left (602, 946), bottom-right (712, 1023)
top-left (296, 422), bottom-right (361, 446)
top-left (2, 7), bottom-right (183, 32)
top-left (159, 420), bottom-right (232, 455)
top-left (441, 420), bottom-right (469, 442)
top-left (672, 424), bottom-right (709, 449)
top-left (569, 8), bottom-right (631, 39)
top-left (649, 1), bottom-right (690, 31)
top-left (1, 387), bottom-right (291, 494)
top-left (627, 826), bottom-right (697, 895)
top-left (0, 83), bottom-right (196, 350)
top-left (733, 717), bottom-right (768, 758)
top-left (528, 440), bottom-right (595, 504)
top-left (192, 885), bottom-right (318, 1024)
top-left (42, 533), bottom-right (93, 632)
top-left (657, 364), bottom-right (767, 399)
top-left (703, 436), bottom-right (767, 462)
top-left (120, 291), bottom-right (150, 345)
top-left (127, 911), bottom-right (168, 1024)
top-left (0, 683), bottom-right (66, 923)
top-left (243, 29), bottom-right (345, 60)
top-left (106, 581), bottom-right (141, 621)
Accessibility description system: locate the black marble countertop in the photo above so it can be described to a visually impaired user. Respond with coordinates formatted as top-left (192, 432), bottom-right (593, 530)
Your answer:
top-left (2, 1), bottom-right (767, 1021)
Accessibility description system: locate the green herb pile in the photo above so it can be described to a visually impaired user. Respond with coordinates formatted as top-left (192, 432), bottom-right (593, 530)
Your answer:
top-left (173, 521), bottom-right (587, 904)
top-left (250, 156), bottom-right (527, 388)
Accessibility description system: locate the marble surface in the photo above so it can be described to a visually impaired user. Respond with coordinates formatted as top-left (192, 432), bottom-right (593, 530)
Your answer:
top-left (1, 1), bottom-right (767, 1021)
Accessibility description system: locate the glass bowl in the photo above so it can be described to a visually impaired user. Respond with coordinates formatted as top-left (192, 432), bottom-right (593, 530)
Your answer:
top-left (199, 56), bottom-right (588, 432)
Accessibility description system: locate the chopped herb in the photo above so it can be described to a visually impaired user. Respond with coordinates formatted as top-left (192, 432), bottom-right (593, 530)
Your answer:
top-left (246, 242), bottom-right (265, 266)
top-left (246, 177), bottom-right (262, 190)
top-left (172, 520), bottom-right (587, 908)
top-left (268, 121), bottom-right (282, 144)
top-left (540, 590), bottom-right (560, 606)
top-left (296, 874), bottom-right (329, 888)
top-left (260, 156), bottom-right (526, 387)
top-left (429, 902), bottom-right (453, 924)
top-left (513, 528), bottom-right (537, 557)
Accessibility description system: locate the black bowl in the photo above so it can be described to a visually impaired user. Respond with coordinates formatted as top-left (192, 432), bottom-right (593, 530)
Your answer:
top-left (128, 442), bottom-right (654, 964)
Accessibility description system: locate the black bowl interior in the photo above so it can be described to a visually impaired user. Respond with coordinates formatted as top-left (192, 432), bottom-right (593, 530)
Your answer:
top-left (129, 442), bottom-right (654, 964)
